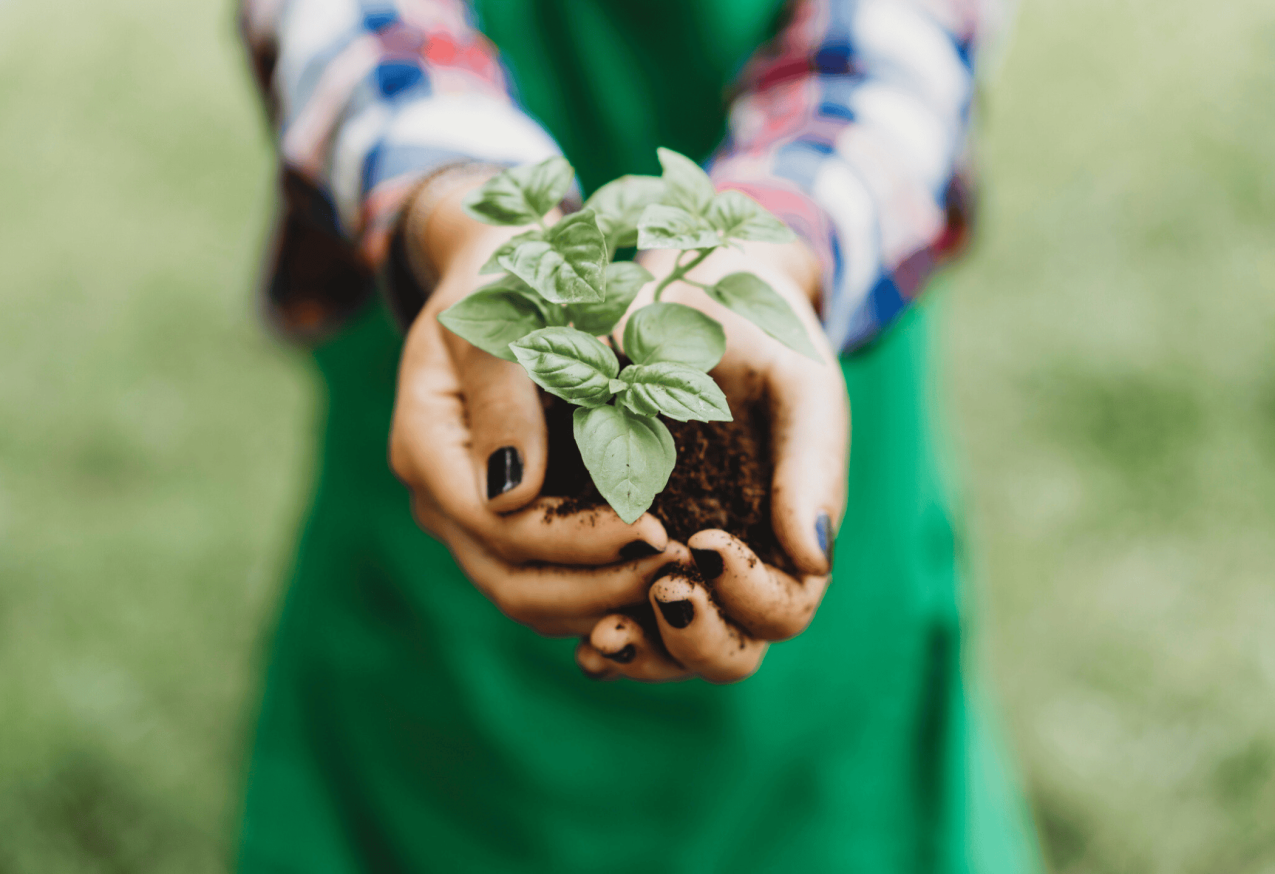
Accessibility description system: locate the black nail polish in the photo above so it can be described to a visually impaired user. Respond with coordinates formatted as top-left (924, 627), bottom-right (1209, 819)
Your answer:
top-left (690, 548), bottom-right (724, 580)
top-left (815, 512), bottom-right (834, 566)
top-left (619, 540), bottom-right (661, 561)
top-left (657, 598), bottom-right (694, 629)
top-left (603, 643), bottom-right (636, 664)
top-left (486, 446), bottom-right (523, 499)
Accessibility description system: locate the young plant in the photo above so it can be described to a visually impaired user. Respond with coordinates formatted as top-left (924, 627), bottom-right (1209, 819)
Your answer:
top-left (439, 148), bottom-right (820, 524)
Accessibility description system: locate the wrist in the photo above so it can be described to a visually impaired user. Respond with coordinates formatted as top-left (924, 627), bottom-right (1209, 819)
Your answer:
top-left (692, 240), bottom-right (823, 314)
top-left (404, 166), bottom-right (507, 280)
top-left (405, 167), bottom-right (566, 305)
top-left (770, 238), bottom-right (824, 312)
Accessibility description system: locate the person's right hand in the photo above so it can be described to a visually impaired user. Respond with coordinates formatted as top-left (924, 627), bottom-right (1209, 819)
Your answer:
top-left (389, 176), bottom-right (679, 638)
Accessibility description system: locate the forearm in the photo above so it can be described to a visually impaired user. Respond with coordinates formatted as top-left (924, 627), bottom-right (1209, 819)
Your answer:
top-left (240, 0), bottom-right (561, 269)
top-left (710, 0), bottom-right (992, 353)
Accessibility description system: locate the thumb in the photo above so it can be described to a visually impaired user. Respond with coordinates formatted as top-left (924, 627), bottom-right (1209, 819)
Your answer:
top-left (448, 335), bottom-right (549, 513)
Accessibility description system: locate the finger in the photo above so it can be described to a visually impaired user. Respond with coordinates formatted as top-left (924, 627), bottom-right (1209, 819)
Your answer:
top-left (649, 568), bottom-right (768, 683)
top-left (416, 492), bottom-right (669, 566)
top-left (587, 611), bottom-right (688, 682)
top-left (575, 641), bottom-right (620, 681)
top-left (445, 335), bottom-right (550, 514)
top-left (499, 499), bottom-right (668, 565)
top-left (688, 529), bottom-right (830, 641)
top-left (766, 354), bottom-right (849, 576)
top-left (451, 531), bottom-right (692, 636)
top-left (394, 330), bottom-right (667, 564)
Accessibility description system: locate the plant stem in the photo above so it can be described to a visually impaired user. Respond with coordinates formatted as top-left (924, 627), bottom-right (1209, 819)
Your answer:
top-left (652, 248), bottom-right (714, 301)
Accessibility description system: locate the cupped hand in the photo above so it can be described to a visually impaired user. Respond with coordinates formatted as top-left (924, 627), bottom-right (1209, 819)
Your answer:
top-left (390, 180), bottom-right (675, 637)
top-left (575, 239), bottom-right (850, 681)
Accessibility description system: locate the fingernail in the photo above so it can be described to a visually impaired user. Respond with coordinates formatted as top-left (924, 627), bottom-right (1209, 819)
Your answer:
top-left (619, 540), bottom-right (661, 561)
top-left (486, 446), bottom-right (522, 499)
top-left (690, 548), bottom-right (724, 580)
top-left (656, 598), bottom-right (694, 629)
top-left (815, 512), bottom-right (834, 566)
top-left (603, 644), bottom-right (636, 664)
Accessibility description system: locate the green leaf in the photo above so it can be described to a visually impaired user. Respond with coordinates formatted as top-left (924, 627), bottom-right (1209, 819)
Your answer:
top-left (705, 190), bottom-right (797, 244)
top-left (706, 272), bottom-right (822, 361)
top-left (584, 175), bottom-right (665, 251)
top-left (636, 204), bottom-right (721, 251)
top-left (462, 156), bottom-right (574, 225)
top-left (622, 302), bottom-right (725, 371)
top-left (619, 362), bottom-right (733, 423)
top-left (498, 209), bottom-right (608, 304)
top-left (437, 275), bottom-right (549, 361)
top-left (509, 326), bottom-right (619, 407)
top-left (573, 404), bottom-right (676, 524)
top-left (657, 147), bottom-right (716, 215)
top-left (479, 229), bottom-right (544, 275)
top-left (565, 262), bottom-right (653, 335)
top-left (605, 259), bottom-right (654, 299)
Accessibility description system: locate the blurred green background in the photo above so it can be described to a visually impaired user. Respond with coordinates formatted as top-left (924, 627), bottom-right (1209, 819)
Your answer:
top-left (1, 0), bottom-right (1272, 870)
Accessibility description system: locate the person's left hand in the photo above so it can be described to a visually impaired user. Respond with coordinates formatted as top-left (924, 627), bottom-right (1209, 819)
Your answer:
top-left (390, 179), bottom-right (681, 639)
top-left (574, 239), bottom-right (850, 683)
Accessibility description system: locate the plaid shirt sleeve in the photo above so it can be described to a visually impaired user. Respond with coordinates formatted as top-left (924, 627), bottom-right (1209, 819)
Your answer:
top-left (240, 0), bottom-right (560, 274)
top-left (710, 0), bottom-right (991, 353)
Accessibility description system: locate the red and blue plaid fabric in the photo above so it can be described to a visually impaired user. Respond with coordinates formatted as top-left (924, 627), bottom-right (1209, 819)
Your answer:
top-left (711, 0), bottom-right (987, 350)
top-left (241, 0), bottom-right (992, 350)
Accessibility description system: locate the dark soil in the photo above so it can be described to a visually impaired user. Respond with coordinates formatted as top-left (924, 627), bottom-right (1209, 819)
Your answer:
top-left (539, 392), bottom-right (788, 569)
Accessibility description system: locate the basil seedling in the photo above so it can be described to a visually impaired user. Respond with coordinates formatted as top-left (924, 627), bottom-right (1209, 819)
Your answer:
top-left (439, 148), bottom-right (820, 523)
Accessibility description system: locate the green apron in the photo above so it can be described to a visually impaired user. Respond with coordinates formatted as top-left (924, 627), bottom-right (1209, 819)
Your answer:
top-left (238, 2), bottom-right (1042, 871)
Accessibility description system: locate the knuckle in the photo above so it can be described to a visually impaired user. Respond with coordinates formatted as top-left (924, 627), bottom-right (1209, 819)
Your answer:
top-left (484, 530), bottom-right (526, 565)
top-left (486, 584), bottom-right (521, 620)
top-left (492, 586), bottom-right (538, 626)
top-left (409, 497), bottom-right (442, 537)
top-left (727, 649), bottom-right (766, 683)
top-left (388, 428), bottom-right (415, 482)
top-left (763, 602), bottom-right (814, 640)
top-left (462, 515), bottom-right (526, 563)
top-left (674, 635), bottom-right (716, 666)
top-left (771, 613), bottom-right (811, 641)
top-left (706, 662), bottom-right (755, 684)
top-left (468, 388), bottom-right (511, 421)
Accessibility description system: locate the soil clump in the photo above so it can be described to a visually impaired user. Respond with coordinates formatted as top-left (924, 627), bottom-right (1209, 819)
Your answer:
top-left (539, 393), bottom-right (786, 569)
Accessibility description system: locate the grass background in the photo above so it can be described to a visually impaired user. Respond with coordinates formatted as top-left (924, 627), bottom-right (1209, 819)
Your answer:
top-left (0, 0), bottom-right (1272, 871)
